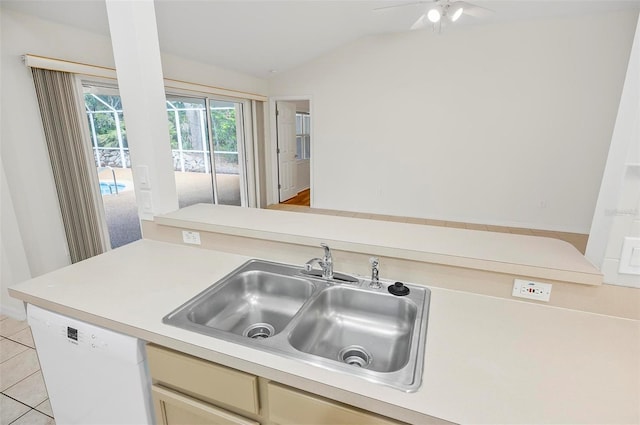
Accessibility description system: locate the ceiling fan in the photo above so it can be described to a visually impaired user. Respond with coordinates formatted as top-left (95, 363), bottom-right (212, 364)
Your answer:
top-left (375, 0), bottom-right (494, 31)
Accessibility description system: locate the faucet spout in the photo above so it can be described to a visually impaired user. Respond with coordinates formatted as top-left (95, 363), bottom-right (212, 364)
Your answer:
top-left (320, 243), bottom-right (333, 279)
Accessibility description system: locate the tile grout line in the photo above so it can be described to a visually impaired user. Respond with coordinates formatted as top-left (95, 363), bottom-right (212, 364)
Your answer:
top-left (4, 337), bottom-right (35, 350)
top-left (8, 408), bottom-right (33, 425)
top-left (2, 368), bottom-right (42, 394)
top-left (3, 392), bottom-right (54, 422)
top-left (2, 392), bottom-right (54, 421)
top-left (1, 323), bottom-right (53, 422)
top-left (2, 335), bottom-right (35, 351)
top-left (0, 348), bottom-right (29, 366)
top-left (1, 332), bottom-right (37, 371)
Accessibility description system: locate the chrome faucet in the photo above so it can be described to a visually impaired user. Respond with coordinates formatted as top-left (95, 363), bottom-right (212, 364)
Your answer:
top-left (369, 257), bottom-right (382, 289)
top-left (305, 243), bottom-right (334, 279)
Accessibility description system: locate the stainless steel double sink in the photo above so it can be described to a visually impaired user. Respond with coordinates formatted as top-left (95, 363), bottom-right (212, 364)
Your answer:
top-left (163, 259), bottom-right (431, 392)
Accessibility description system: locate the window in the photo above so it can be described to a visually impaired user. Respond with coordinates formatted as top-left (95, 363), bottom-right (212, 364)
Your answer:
top-left (295, 113), bottom-right (311, 160)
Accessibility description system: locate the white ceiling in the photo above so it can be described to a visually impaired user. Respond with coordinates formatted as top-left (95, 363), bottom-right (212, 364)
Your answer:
top-left (2, 0), bottom-right (639, 78)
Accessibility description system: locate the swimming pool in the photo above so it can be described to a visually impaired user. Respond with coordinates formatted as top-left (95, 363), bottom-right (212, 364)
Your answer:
top-left (99, 181), bottom-right (130, 195)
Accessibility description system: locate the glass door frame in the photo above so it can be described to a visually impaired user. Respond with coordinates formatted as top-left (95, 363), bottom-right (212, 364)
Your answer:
top-left (204, 95), bottom-right (253, 207)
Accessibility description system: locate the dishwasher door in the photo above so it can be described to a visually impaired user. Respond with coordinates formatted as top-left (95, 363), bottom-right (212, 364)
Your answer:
top-left (27, 304), bottom-right (154, 425)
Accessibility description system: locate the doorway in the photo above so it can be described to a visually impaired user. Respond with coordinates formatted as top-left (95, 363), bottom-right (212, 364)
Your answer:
top-left (275, 99), bottom-right (311, 206)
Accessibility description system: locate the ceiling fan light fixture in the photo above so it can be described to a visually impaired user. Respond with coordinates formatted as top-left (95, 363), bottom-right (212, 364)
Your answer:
top-left (427, 7), bottom-right (442, 23)
top-left (449, 4), bottom-right (464, 22)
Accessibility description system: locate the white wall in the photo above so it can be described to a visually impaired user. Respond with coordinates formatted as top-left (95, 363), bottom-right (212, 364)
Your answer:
top-left (587, 13), bottom-right (640, 287)
top-left (0, 7), bottom-right (267, 316)
top-left (268, 11), bottom-right (638, 233)
top-left (1, 161), bottom-right (31, 320)
top-left (296, 161), bottom-right (310, 194)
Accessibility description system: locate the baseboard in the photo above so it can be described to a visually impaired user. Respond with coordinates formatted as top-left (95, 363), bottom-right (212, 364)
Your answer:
top-left (0, 302), bottom-right (27, 321)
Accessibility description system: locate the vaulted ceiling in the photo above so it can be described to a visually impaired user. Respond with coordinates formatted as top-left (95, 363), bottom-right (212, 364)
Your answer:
top-left (2, 0), bottom-right (639, 78)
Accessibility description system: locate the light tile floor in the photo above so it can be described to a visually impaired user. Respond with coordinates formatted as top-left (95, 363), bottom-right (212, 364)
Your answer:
top-left (0, 315), bottom-right (54, 425)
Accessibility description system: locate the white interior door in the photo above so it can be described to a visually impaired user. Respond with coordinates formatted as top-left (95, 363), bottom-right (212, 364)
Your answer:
top-left (276, 101), bottom-right (298, 201)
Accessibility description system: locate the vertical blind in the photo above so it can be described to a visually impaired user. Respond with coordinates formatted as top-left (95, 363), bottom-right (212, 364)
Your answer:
top-left (31, 68), bottom-right (108, 262)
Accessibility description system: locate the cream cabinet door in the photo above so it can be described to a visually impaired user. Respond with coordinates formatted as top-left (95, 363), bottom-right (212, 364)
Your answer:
top-left (152, 385), bottom-right (259, 425)
top-left (147, 344), bottom-right (259, 415)
top-left (267, 382), bottom-right (403, 425)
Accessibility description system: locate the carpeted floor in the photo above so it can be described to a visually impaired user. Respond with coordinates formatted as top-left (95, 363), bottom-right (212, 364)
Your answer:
top-left (99, 168), bottom-right (239, 248)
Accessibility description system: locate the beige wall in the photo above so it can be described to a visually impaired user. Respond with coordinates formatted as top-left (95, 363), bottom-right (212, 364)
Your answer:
top-left (267, 10), bottom-right (638, 234)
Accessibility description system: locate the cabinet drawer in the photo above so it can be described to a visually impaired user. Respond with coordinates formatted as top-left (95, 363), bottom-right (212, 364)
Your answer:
top-left (267, 382), bottom-right (403, 425)
top-left (147, 344), bottom-right (259, 415)
top-left (152, 385), bottom-right (259, 425)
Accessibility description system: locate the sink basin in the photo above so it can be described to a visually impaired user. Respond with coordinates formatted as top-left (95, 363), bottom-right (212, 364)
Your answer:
top-left (288, 286), bottom-right (417, 373)
top-left (163, 259), bottom-right (431, 392)
top-left (164, 260), bottom-right (316, 338)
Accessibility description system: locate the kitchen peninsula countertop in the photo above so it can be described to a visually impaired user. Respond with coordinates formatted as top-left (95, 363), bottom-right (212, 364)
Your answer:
top-left (9, 239), bottom-right (639, 424)
top-left (155, 204), bottom-right (602, 285)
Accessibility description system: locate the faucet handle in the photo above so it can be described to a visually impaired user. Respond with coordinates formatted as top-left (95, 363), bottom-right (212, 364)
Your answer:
top-left (370, 257), bottom-right (379, 267)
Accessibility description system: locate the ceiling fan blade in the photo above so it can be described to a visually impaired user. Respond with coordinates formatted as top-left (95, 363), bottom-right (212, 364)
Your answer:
top-left (410, 13), bottom-right (431, 30)
top-left (455, 1), bottom-right (494, 18)
top-left (373, 1), bottom-right (428, 12)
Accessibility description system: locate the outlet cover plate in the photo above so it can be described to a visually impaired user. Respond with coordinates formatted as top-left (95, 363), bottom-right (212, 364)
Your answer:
top-left (182, 230), bottom-right (201, 245)
top-left (619, 237), bottom-right (640, 275)
top-left (512, 279), bottom-right (552, 302)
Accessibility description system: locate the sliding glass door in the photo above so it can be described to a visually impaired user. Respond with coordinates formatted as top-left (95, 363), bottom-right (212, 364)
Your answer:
top-left (167, 95), bottom-right (247, 208)
top-left (208, 99), bottom-right (246, 206)
top-left (84, 86), bottom-right (141, 249)
top-left (167, 96), bottom-right (214, 207)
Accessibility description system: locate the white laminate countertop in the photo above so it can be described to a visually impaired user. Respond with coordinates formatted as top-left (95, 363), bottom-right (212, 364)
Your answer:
top-left (155, 204), bottom-right (602, 285)
top-left (9, 240), bottom-right (639, 424)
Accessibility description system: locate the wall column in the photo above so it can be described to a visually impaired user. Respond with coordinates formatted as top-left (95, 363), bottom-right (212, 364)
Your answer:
top-left (105, 0), bottom-right (178, 220)
top-left (586, 14), bottom-right (640, 288)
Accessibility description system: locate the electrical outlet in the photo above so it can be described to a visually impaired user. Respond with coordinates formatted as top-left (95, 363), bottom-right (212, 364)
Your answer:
top-left (182, 230), bottom-right (201, 245)
top-left (619, 237), bottom-right (640, 275)
top-left (512, 279), bottom-right (552, 302)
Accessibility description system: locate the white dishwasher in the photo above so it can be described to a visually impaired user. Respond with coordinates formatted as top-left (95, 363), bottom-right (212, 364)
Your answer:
top-left (27, 304), bottom-right (154, 425)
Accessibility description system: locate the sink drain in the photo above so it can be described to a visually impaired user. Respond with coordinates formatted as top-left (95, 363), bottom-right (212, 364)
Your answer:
top-left (243, 323), bottom-right (275, 339)
top-left (338, 346), bottom-right (372, 368)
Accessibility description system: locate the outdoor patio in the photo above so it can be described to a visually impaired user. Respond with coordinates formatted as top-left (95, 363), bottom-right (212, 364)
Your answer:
top-left (98, 168), bottom-right (239, 248)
